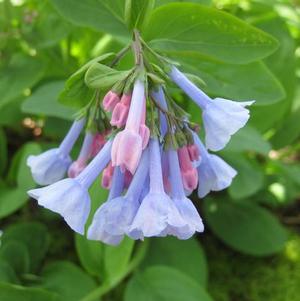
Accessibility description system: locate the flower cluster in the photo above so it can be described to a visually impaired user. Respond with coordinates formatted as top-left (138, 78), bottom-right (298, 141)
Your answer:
top-left (27, 31), bottom-right (254, 245)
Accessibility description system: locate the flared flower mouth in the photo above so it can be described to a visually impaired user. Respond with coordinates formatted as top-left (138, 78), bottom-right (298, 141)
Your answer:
top-left (26, 29), bottom-right (253, 246)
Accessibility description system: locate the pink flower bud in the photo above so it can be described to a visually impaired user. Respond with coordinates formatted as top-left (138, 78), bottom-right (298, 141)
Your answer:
top-left (139, 124), bottom-right (150, 150)
top-left (103, 91), bottom-right (120, 112)
top-left (101, 162), bottom-right (114, 189)
top-left (68, 158), bottom-right (87, 178)
top-left (111, 129), bottom-right (143, 174)
top-left (178, 146), bottom-right (198, 191)
top-left (91, 134), bottom-right (106, 157)
top-left (110, 94), bottom-right (132, 128)
top-left (187, 144), bottom-right (200, 162)
top-left (124, 169), bottom-right (133, 189)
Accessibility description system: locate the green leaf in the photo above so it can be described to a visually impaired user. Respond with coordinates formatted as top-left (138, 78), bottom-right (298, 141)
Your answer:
top-left (0, 261), bottom-right (19, 284)
top-left (0, 54), bottom-right (45, 109)
top-left (59, 71), bottom-right (94, 108)
top-left (0, 241), bottom-right (30, 276)
top-left (225, 126), bottom-right (271, 155)
top-left (75, 234), bottom-right (104, 278)
top-left (59, 53), bottom-right (114, 108)
top-left (2, 222), bottom-right (50, 272)
top-left (22, 81), bottom-right (77, 120)
top-left (204, 198), bottom-right (288, 256)
top-left (85, 63), bottom-right (131, 90)
top-left (155, 0), bottom-right (212, 6)
top-left (142, 237), bottom-right (208, 286)
top-left (124, 266), bottom-right (213, 301)
top-left (0, 282), bottom-right (62, 301)
top-left (270, 107), bottom-right (300, 149)
top-left (0, 127), bottom-right (7, 175)
top-left (0, 143), bottom-right (41, 218)
top-left (125, 0), bottom-right (155, 31)
top-left (50, 0), bottom-right (129, 41)
top-left (41, 261), bottom-right (97, 301)
top-left (223, 154), bottom-right (264, 200)
top-left (144, 3), bottom-right (278, 64)
top-left (250, 16), bottom-right (296, 132)
top-left (23, 3), bottom-right (72, 49)
top-left (103, 237), bottom-right (134, 283)
top-left (176, 53), bottom-right (285, 105)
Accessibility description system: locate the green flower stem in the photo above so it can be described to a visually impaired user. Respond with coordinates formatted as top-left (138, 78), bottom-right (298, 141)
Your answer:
top-left (109, 44), bottom-right (131, 68)
top-left (80, 240), bottom-right (149, 301)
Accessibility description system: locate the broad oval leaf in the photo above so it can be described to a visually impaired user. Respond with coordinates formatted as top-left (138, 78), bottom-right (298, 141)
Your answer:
top-left (41, 261), bottom-right (97, 301)
top-left (2, 222), bottom-right (50, 272)
top-left (0, 282), bottom-right (62, 301)
top-left (142, 237), bottom-right (208, 286)
top-left (144, 3), bottom-right (278, 64)
top-left (204, 198), bottom-right (288, 256)
top-left (225, 126), bottom-right (271, 155)
top-left (0, 241), bottom-right (30, 276)
top-left (222, 153), bottom-right (265, 200)
top-left (104, 237), bottom-right (134, 283)
top-left (124, 266), bottom-right (213, 301)
top-left (75, 234), bottom-right (104, 279)
top-left (125, 0), bottom-right (155, 30)
top-left (0, 143), bottom-right (41, 218)
top-left (22, 81), bottom-right (76, 120)
top-left (50, 0), bottom-right (129, 41)
top-left (85, 63), bottom-right (131, 90)
top-left (0, 55), bottom-right (45, 109)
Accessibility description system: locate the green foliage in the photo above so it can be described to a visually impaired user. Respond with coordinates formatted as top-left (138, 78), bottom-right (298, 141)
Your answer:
top-left (0, 55), bottom-right (45, 110)
top-left (22, 81), bottom-right (76, 120)
top-left (2, 222), bottom-right (50, 272)
top-left (50, 0), bottom-right (130, 41)
top-left (125, 266), bottom-right (213, 301)
top-left (142, 237), bottom-right (208, 286)
top-left (125, 0), bottom-right (155, 31)
top-left (85, 63), bottom-right (131, 90)
top-left (204, 198), bottom-right (288, 256)
top-left (0, 143), bottom-right (41, 218)
top-left (0, 283), bottom-right (62, 301)
top-left (41, 261), bottom-right (97, 301)
top-left (144, 3), bottom-right (278, 64)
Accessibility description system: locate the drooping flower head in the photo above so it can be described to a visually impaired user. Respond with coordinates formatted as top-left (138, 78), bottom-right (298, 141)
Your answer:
top-left (27, 30), bottom-right (253, 245)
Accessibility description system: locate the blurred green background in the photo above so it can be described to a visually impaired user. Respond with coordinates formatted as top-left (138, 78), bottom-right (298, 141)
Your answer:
top-left (0, 0), bottom-right (300, 300)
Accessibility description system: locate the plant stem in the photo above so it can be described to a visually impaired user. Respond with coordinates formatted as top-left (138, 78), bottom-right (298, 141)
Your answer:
top-left (133, 29), bottom-right (144, 67)
top-left (80, 240), bottom-right (149, 301)
top-left (109, 44), bottom-right (131, 67)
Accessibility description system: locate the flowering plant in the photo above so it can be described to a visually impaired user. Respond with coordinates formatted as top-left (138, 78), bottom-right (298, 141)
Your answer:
top-left (26, 23), bottom-right (256, 245)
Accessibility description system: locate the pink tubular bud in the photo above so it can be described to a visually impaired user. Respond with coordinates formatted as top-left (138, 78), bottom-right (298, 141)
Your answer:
top-left (103, 91), bottom-right (121, 112)
top-left (124, 169), bottom-right (133, 189)
top-left (91, 134), bottom-right (106, 157)
top-left (110, 94), bottom-right (132, 128)
top-left (187, 144), bottom-right (200, 162)
top-left (139, 124), bottom-right (150, 150)
top-left (178, 146), bottom-right (198, 191)
top-left (68, 158), bottom-right (87, 178)
top-left (101, 162), bottom-right (114, 189)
